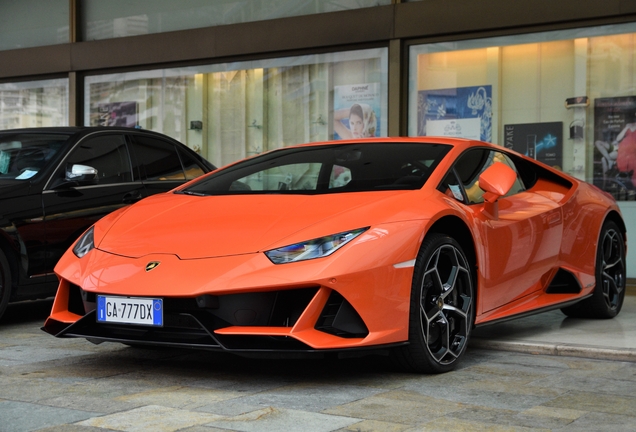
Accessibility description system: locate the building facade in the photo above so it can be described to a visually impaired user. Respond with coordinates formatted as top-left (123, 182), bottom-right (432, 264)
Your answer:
top-left (2, 0), bottom-right (636, 274)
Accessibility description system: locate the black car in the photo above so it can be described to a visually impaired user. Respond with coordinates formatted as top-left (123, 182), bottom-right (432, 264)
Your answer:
top-left (0, 127), bottom-right (215, 319)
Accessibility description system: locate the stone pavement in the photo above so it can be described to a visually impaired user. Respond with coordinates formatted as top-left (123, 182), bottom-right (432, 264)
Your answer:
top-left (0, 291), bottom-right (635, 432)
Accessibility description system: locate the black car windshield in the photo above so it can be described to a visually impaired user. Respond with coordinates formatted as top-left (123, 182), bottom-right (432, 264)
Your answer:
top-left (182, 142), bottom-right (452, 195)
top-left (0, 133), bottom-right (71, 180)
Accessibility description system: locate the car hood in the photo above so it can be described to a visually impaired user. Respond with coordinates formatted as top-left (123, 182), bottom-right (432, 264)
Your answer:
top-left (96, 190), bottom-right (426, 259)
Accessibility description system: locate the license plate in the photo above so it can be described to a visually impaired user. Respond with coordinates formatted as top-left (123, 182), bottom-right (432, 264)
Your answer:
top-left (97, 296), bottom-right (163, 326)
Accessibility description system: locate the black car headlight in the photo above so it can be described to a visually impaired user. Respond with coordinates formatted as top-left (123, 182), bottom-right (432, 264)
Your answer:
top-left (265, 227), bottom-right (368, 264)
top-left (73, 226), bottom-right (95, 258)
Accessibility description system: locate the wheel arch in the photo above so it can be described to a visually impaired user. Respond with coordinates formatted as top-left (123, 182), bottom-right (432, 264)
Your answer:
top-left (426, 215), bottom-right (477, 280)
top-left (604, 210), bottom-right (626, 239)
top-left (600, 209), bottom-right (627, 266)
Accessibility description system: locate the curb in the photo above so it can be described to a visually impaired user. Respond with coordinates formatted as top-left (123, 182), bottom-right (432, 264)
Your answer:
top-left (470, 338), bottom-right (636, 363)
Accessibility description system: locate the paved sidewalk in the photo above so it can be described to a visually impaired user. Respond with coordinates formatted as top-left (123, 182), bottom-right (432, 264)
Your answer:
top-left (471, 287), bottom-right (636, 363)
top-left (0, 289), bottom-right (634, 431)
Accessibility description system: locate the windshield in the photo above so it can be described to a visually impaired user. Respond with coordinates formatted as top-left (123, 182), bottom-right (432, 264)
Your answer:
top-left (182, 142), bottom-right (451, 195)
top-left (0, 133), bottom-right (71, 180)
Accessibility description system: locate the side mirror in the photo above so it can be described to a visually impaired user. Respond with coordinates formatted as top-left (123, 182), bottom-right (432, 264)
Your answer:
top-left (66, 164), bottom-right (98, 185)
top-left (478, 162), bottom-right (517, 219)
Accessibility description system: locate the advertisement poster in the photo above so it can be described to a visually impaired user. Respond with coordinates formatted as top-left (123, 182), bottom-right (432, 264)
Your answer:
top-left (92, 101), bottom-right (138, 128)
top-left (333, 83), bottom-right (381, 139)
top-left (593, 96), bottom-right (636, 199)
top-left (417, 85), bottom-right (492, 142)
top-left (503, 122), bottom-right (563, 169)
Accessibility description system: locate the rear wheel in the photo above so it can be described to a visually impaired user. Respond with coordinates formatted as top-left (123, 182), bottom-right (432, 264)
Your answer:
top-left (561, 220), bottom-right (626, 319)
top-left (0, 251), bottom-right (12, 320)
top-left (392, 233), bottom-right (474, 373)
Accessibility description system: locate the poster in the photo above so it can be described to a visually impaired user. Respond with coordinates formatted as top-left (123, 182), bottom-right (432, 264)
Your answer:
top-left (92, 101), bottom-right (138, 128)
top-left (333, 83), bottom-right (381, 139)
top-left (503, 122), bottom-right (563, 169)
top-left (593, 96), bottom-right (636, 199)
top-left (417, 86), bottom-right (492, 142)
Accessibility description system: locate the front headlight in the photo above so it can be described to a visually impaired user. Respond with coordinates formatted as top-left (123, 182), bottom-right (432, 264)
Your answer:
top-left (265, 227), bottom-right (369, 264)
top-left (73, 226), bottom-right (95, 258)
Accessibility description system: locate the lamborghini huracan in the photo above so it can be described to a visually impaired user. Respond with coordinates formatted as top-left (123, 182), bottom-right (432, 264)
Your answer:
top-left (43, 138), bottom-right (627, 373)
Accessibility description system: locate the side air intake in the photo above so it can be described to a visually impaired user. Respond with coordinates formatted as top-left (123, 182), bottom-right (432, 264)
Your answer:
top-left (545, 268), bottom-right (582, 294)
top-left (315, 291), bottom-right (368, 338)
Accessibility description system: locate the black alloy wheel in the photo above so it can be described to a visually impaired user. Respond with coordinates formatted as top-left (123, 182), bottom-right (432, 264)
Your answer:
top-left (393, 233), bottom-right (474, 373)
top-left (561, 220), bottom-right (626, 319)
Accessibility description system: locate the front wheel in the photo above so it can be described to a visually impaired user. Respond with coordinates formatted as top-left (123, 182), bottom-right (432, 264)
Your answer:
top-left (562, 220), bottom-right (626, 319)
top-left (392, 233), bottom-right (474, 374)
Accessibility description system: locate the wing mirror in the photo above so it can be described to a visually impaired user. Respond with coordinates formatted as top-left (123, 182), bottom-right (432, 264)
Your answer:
top-left (66, 164), bottom-right (98, 185)
top-left (478, 162), bottom-right (517, 219)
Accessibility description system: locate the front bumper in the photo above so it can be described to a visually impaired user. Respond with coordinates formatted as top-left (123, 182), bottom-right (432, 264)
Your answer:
top-left (43, 224), bottom-right (420, 354)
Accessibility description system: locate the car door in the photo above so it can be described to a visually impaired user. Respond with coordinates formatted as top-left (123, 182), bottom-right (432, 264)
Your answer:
top-left (128, 133), bottom-right (206, 196)
top-left (440, 148), bottom-right (564, 313)
top-left (42, 132), bottom-right (144, 275)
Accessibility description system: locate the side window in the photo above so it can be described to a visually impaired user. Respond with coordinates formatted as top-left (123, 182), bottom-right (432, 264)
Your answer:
top-left (130, 135), bottom-right (185, 181)
top-left (495, 152), bottom-right (526, 196)
top-left (449, 149), bottom-right (525, 204)
top-left (57, 134), bottom-right (132, 185)
top-left (177, 147), bottom-right (206, 180)
top-left (454, 149), bottom-right (491, 204)
top-left (438, 170), bottom-right (465, 202)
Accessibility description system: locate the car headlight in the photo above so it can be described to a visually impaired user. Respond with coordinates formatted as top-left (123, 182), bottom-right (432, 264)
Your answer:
top-left (265, 227), bottom-right (368, 264)
top-left (73, 226), bottom-right (95, 258)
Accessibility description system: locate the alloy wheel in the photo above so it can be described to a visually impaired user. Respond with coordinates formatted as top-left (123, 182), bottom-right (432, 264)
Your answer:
top-left (419, 243), bottom-right (473, 365)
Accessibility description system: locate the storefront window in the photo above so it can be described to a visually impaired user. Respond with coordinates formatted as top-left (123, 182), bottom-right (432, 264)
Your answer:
top-left (0, 0), bottom-right (68, 51)
top-left (409, 23), bottom-right (636, 201)
top-left (0, 79), bottom-right (69, 130)
top-left (82, 0), bottom-right (391, 41)
top-left (85, 48), bottom-right (388, 166)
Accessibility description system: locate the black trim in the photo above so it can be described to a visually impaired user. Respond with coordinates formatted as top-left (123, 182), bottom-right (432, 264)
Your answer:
top-left (475, 294), bottom-right (593, 328)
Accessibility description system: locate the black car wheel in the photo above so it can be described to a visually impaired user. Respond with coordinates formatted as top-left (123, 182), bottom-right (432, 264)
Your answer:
top-left (0, 251), bottom-right (11, 320)
top-left (562, 220), bottom-right (626, 319)
top-left (393, 233), bottom-right (474, 373)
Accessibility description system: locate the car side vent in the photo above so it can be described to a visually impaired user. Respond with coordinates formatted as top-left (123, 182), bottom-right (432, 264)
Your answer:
top-left (546, 268), bottom-right (582, 294)
top-left (315, 291), bottom-right (368, 338)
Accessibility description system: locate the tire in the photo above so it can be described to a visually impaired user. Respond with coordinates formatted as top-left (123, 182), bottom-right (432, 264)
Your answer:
top-left (392, 233), bottom-right (474, 374)
top-left (561, 220), bottom-right (626, 319)
top-left (0, 250), bottom-right (12, 320)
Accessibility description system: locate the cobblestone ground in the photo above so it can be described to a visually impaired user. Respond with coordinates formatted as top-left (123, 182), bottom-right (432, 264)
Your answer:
top-left (1, 299), bottom-right (635, 432)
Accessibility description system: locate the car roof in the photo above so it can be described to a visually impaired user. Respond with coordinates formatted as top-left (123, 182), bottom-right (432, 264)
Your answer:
top-left (253, 137), bottom-right (494, 158)
top-left (0, 126), bottom-right (174, 138)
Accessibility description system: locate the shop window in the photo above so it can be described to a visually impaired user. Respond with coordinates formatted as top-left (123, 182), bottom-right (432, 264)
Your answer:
top-left (409, 23), bottom-right (636, 201)
top-left (0, 79), bottom-right (69, 130)
top-left (85, 48), bottom-right (388, 167)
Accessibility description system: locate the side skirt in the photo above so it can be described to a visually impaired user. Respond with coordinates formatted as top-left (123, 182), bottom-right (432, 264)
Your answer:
top-left (474, 294), bottom-right (592, 328)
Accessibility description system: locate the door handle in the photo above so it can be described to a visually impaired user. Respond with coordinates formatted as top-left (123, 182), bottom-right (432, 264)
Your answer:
top-left (122, 190), bottom-right (143, 204)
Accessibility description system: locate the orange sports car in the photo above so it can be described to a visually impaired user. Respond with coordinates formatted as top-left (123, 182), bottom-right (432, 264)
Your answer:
top-left (43, 138), bottom-right (626, 373)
